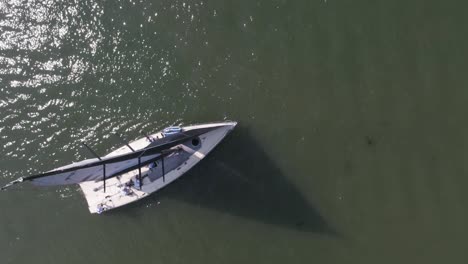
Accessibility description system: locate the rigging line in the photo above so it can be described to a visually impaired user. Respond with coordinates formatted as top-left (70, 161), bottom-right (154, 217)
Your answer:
top-left (82, 143), bottom-right (101, 160)
top-left (112, 133), bottom-right (135, 152)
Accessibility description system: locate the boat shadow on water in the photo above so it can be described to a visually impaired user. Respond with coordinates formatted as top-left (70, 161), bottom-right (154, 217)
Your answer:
top-left (111, 126), bottom-right (337, 235)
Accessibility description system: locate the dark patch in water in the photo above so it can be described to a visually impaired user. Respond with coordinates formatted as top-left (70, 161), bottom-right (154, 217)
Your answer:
top-left (365, 136), bottom-right (375, 146)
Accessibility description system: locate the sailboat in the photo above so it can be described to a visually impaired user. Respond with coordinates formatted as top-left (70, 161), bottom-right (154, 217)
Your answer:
top-left (1, 121), bottom-right (237, 214)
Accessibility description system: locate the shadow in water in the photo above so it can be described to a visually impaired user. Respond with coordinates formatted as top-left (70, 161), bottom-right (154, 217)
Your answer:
top-left (114, 126), bottom-right (336, 235)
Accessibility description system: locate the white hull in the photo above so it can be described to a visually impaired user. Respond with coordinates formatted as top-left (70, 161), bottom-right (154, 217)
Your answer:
top-left (79, 121), bottom-right (237, 214)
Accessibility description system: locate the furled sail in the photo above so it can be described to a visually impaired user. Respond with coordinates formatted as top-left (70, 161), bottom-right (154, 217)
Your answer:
top-left (30, 152), bottom-right (164, 186)
top-left (1, 125), bottom-right (216, 190)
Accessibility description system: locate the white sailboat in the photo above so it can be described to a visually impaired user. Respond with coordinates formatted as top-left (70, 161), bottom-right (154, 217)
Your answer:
top-left (1, 121), bottom-right (237, 214)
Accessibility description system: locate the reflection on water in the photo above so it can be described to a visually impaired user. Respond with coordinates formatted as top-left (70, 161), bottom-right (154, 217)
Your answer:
top-left (0, 0), bottom-right (226, 181)
top-left (0, 0), bottom-right (103, 87)
top-left (1, 0), bottom-right (105, 180)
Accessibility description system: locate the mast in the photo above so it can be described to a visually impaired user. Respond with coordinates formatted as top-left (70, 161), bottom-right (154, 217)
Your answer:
top-left (103, 164), bottom-right (106, 193)
top-left (137, 148), bottom-right (148, 190)
top-left (161, 154), bottom-right (165, 182)
top-left (0, 125), bottom-right (215, 189)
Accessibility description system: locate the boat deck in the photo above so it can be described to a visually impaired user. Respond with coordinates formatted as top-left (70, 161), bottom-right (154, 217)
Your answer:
top-left (78, 122), bottom-right (236, 214)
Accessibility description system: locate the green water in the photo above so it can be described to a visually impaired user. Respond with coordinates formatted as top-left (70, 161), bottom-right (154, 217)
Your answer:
top-left (1, 0), bottom-right (468, 263)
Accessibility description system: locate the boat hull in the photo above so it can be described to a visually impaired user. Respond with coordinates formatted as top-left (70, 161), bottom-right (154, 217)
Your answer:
top-left (79, 121), bottom-right (236, 214)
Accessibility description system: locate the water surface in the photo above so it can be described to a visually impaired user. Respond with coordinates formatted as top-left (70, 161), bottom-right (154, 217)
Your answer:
top-left (1, 0), bottom-right (467, 263)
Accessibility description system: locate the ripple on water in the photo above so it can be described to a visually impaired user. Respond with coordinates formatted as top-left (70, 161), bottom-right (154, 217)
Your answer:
top-left (0, 0), bottom-right (235, 187)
